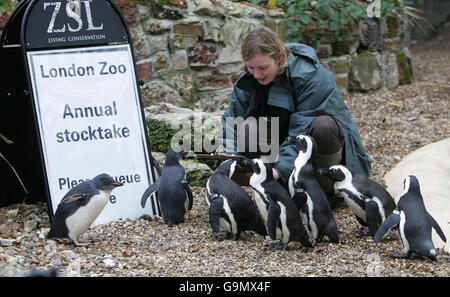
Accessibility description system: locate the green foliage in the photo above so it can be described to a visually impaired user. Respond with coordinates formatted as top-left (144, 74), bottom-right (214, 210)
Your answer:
top-left (230, 0), bottom-right (420, 46)
top-left (147, 119), bottom-right (178, 152)
top-left (0, 0), bottom-right (15, 11)
top-left (397, 52), bottom-right (413, 84)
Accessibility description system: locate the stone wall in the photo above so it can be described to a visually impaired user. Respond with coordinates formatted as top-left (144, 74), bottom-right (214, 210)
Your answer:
top-left (0, 0), bottom-right (415, 110)
top-left (112, 0), bottom-right (287, 111)
top-left (112, 0), bottom-right (414, 110)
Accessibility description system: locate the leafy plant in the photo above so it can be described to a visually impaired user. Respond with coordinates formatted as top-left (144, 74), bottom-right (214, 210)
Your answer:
top-left (0, 0), bottom-right (14, 11)
top-left (231, 0), bottom-right (422, 45)
top-left (1, 133), bottom-right (28, 193)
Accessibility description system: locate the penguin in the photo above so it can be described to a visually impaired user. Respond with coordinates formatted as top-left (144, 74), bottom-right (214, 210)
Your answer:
top-left (242, 158), bottom-right (313, 249)
top-left (317, 165), bottom-right (396, 237)
top-left (141, 148), bottom-right (193, 227)
top-left (47, 173), bottom-right (123, 246)
top-left (287, 135), bottom-right (339, 244)
top-left (374, 175), bottom-right (447, 261)
top-left (205, 159), bottom-right (267, 240)
top-left (23, 268), bottom-right (59, 277)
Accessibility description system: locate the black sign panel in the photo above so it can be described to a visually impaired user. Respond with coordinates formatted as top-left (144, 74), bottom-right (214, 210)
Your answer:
top-left (25, 0), bottom-right (128, 49)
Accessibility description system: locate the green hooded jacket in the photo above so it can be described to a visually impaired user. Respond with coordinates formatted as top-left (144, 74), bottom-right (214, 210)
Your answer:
top-left (222, 43), bottom-right (372, 182)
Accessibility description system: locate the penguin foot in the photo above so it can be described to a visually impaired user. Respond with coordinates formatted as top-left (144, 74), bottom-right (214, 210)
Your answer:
top-left (73, 235), bottom-right (92, 246)
top-left (356, 228), bottom-right (372, 238)
top-left (391, 252), bottom-right (412, 259)
top-left (263, 240), bottom-right (285, 251)
top-left (214, 231), bottom-right (234, 241)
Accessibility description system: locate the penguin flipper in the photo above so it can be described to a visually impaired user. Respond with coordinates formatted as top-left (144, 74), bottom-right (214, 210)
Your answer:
top-left (150, 154), bottom-right (162, 176)
top-left (427, 214), bottom-right (447, 243)
top-left (267, 197), bottom-right (281, 241)
top-left (60, 193), bottom-right (87, 204)
top-left (183, 180), bottom-right (194, 210)
top-left (140, 181), bottom-right (160, 208)
top-left (292, 190), bottom-right (307, 210)
top-left (365, 200), bottom-right (381, 237)
top-left (209, 197), bottom-right (224, 233)
top-left (373, 212), bottom-right (400, 243)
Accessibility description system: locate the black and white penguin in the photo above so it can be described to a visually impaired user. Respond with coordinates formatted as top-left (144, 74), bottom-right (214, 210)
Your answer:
top-left (141, 148), bottom-right (193, 227)
top-left (205, 159), bottom-right (267, 239)
top-left (287, 135), bottom-right (339, 243)
top-left (374, 175), bottom-right (447, 260)
top-left (243, 158), bottom-right (313, 249)
top-left (317, 165), bottom-right (396, 237)
top-left (47, 173), bottom-right (123, 245)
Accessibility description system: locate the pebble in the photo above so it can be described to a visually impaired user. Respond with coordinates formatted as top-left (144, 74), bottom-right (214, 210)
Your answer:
top-left (0, 239), bottom-right (12, 247)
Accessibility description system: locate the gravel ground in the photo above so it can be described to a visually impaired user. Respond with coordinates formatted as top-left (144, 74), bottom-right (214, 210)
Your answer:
top-left (1, 26), bottom-right (449, 277)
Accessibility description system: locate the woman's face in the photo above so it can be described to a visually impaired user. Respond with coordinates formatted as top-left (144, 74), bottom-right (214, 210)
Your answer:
top-left (245, 54), bottom-right (280, 85)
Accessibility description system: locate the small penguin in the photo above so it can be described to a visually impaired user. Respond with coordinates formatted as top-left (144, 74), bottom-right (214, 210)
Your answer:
top-left (47, 173), bottom-right (123, 245)
top-left (374, 175), bottom-right (447, 261)
top-left (141, 148), bottom-right (193, 227)
top-left (317, 165), bottom-right (396, 237)
top-left (23, 267), bottom-right (59, 277)
top-left (287, 135), bottom-right (339, 243)
top-left (205, 159), bottom-right (267, 240)
top-left (243, 158), bottom-right (313, 249)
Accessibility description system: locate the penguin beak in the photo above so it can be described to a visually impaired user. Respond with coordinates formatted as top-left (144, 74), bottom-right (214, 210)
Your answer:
top-left (239, 159), bottom-right (252, 168)
top-left (112, 182), bottom-right (124, 188)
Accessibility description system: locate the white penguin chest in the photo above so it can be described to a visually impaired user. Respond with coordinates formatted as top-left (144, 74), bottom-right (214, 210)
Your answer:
top-left (277, 202), bottom-right (290, 244)
top-left (252, 186), bottom-right (269, 222)
top-left (336, 181), bottom-right (366, 222)
top-left (398, 210), bottom-right (410, 253)
top-left (66, 190), bottom-right (110, 238)
top-left (220, 197), bottom-right (237, 233)
top-left (341, 191), bottom-right (366, 222)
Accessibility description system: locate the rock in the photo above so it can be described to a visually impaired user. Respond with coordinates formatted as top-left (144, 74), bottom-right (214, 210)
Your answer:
top-left (150, 1), bottom-right (183, 20)
top-left (24, 220), bottom-right (38, 233)
top-left (181, 158), bottom-right (213, 187)
top-left (359, 16), bottom-right (383, 52)
top-left (381, 53), bottom-right (399, 90)
top-left (350, 53), bottom-right (382, 91)
top-left (193, 0), bottom-right (225, 17)
top-left (0, 239), bottom-right (12, 246)
top-left (145, 102), bottom-right (223, 154)
top-left (217, 18), bottom-right (260, 64)
top-left (189, 42), bottom-right (219, 67)
top-left (103, 258), bottom-right (116, 268)
top-left (397, 49), bottom-right (415, 85)
top-left (0, 224), bottom-right (12, 238)
top-left (152, 152), bottom-right (213, 187)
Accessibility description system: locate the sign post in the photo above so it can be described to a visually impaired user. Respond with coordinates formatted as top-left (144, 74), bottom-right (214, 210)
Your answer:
top-left (0, 0), bottom-right (160, 223)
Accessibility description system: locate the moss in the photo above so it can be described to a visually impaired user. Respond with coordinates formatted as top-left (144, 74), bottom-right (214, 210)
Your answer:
top-left (146, 119), bottom-right (178, 152)
top-left (151, 152), bottom-right (212, 187)
top-left (147, 114), bottom-right (222, 154)
top-left (386, 15), bottom-right (399, 39)
top-left (358, 52), bottom-right (374, 59)
top-left (397, 52), bottom-right (413, 85)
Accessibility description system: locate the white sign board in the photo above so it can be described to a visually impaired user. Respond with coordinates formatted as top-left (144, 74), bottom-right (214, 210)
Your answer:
top-left (27, 44), bottom-right (159, 225)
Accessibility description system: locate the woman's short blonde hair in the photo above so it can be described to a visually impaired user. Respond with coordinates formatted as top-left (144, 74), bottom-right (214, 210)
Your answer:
top-left (241, 27), bottom-right (291, 74)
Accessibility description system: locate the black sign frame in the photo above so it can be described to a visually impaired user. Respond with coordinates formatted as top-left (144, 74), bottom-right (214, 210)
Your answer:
top-left (0, 0), bottom-right (161, 219)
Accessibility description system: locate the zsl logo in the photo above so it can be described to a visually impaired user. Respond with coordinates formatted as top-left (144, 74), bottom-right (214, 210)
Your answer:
top-left (44, 0), bottom-right (103, 33)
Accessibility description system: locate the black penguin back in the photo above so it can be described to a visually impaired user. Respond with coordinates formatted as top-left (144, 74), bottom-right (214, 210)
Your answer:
top-left (209, 173), bottom-right (267, 236)
top-left (263, 179), bottom-right (312, 247)
top-left (157, 149), bottom-right (189, 226)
